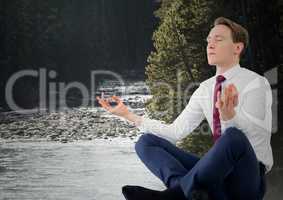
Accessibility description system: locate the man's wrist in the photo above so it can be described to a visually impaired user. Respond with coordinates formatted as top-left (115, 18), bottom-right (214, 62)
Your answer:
top-left (124, 112), bottom-right (143, 126)
top-left (221, 110), bottom-right (238, 130)
top-left (222, 110), bottom-right (236, 121)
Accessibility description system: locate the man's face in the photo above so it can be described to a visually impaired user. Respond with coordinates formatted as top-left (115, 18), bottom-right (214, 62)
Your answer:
top-left (206, 24), bottom-right (241, 67)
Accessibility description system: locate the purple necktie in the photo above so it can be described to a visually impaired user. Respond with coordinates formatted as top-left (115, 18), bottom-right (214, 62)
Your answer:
top-left (213, 75), bottom-right (226, 142)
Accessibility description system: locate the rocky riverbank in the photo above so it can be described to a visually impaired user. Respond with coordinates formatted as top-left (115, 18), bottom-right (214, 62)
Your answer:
top-left (0, 80), bottom-right (151, 143)
top-left (0, 108), bottom-right (143, 143)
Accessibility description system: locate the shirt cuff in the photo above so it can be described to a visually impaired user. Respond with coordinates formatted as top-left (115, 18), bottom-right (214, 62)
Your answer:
top-left (221, 112), bottom-right (238, 133)
top-left (136, 115), bottom-right (147, 132)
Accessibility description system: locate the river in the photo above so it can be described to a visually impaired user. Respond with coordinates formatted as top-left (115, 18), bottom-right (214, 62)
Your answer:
top-left (0, 138), bottom-right (164, 200)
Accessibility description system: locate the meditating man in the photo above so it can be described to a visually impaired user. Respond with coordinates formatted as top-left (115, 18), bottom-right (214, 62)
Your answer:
top-left (97, 17), bottom-right (273, 200)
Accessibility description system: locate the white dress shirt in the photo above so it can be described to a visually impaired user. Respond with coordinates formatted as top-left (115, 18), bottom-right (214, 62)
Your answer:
top-left (137, 64), bottom-right (273, 173)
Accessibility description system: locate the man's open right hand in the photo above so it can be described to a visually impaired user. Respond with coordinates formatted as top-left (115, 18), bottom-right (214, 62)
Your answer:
top-left (96, 95), bottom-right (130, 118)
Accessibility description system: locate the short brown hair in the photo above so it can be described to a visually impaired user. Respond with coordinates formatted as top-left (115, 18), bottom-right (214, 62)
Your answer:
top-left (214, 17), bottom-right (249, 58)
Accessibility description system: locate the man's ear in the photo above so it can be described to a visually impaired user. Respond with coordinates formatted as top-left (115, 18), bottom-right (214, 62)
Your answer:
top-left (234, 42), bottom-right (244, 56)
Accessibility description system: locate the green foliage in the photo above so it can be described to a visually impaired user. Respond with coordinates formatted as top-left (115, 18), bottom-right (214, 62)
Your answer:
top-left (145, 0), bottom-right (218, 155)
top-left (177, 133), bottom-right (213, 157)
top-left (154, 0), bottom-right (174, 21)
top-left (145, 0), bottom-right (283, 156)
top-left (145, 0), bottom-right (214, 123)
top-left (12, 0), bottom-right (63, 67)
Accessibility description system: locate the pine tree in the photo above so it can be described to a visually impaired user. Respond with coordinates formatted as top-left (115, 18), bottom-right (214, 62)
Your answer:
top-left (145, 0), bottom-right (219, 156)
top-left (145, 0), bottom-right (215, 122)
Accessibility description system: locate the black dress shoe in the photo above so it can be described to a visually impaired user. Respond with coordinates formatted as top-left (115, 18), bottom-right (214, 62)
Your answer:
top-left (121, 185), bottom-right (187, 200)
top-left (191, 189), bottom-right (211, 200)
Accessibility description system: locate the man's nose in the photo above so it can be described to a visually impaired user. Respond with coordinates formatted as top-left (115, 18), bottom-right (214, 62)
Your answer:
top-left (207, 42), bottom-right (215, 49)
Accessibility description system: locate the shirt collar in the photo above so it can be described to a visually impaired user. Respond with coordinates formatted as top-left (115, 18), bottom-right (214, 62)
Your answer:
top-left (215, 64), bottom-right (241, 81)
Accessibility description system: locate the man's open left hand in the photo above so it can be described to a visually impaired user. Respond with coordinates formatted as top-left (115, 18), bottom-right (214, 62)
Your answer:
top-left (215, 84), bottom-right (238, 121)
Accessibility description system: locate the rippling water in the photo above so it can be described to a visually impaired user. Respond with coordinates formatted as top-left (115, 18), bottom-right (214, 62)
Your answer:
top-left (0, 138), bottom-right (164, 200)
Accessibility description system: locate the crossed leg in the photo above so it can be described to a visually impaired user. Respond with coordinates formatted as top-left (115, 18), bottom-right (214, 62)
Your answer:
top-left (134, 127), bottom-right (265, 200)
